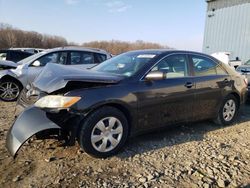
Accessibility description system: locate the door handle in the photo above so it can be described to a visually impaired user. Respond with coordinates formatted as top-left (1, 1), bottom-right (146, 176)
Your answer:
top-left (185, 82), bottom-right (194, 88)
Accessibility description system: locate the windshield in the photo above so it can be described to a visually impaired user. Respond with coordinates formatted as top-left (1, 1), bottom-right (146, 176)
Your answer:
top-left (17, 51), bottom-right (47, 64)
top-left (92, 51), bottom-right (158, 77)
top-left (245, 59), bottom-right (250, 65)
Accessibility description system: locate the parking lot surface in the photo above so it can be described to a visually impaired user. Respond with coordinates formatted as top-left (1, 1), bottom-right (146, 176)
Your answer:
top-left (0, 102), bottom-right (249, 188)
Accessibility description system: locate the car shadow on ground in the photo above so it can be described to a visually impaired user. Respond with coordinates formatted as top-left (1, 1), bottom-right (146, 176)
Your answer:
top-left (116, 104), bottom-right (250, 159)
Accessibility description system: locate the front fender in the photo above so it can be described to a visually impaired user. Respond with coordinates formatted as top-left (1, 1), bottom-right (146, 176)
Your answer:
top-left (6, 106), bottom-right (61, 157)
top-left (0, 69), bottom-right (18, 80)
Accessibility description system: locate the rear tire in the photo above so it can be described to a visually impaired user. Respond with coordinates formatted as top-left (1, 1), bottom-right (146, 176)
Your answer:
top-left (78, 106), bottom-right (129, 158)
top-left (214, 94), bottom-right (239, 126)
top-left (0, 79), bottom-right (22, 102)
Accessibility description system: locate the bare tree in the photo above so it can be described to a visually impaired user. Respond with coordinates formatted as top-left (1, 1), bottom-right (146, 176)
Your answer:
top-left (0, 23), bottom-right (171, 53)
top-left (82, 40), bottom-right (170, 55)
top-left (0, 23), bottom-right (69, 49)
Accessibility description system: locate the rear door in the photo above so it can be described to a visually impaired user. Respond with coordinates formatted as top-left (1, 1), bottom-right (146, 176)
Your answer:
top-left (189, 54), bottom-right (230, 120)
top-left (68, 51), bottom-right (96, 70)
top-left (137, 54), bottom-right (195, 131)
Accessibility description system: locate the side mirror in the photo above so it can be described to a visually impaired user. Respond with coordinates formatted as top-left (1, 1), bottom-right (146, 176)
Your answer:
top-left (32, 60), bottom-right (41, 67)
top-left (145, 71), bottom-right (166, 81)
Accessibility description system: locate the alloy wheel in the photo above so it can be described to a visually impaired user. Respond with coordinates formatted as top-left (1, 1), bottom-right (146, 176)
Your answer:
top-left (223, 99), bottom-right (236, 122)
top-left (91, 117), bottom-right (123, 153)
top-left (0, 81), bottom-right (20, 101)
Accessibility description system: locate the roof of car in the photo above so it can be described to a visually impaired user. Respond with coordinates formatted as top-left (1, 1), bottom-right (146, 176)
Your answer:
top-left (9, 48), bottom-right (45, 50)
top-left (128, 49), bottom-right (210, 56)
top-left (46, 46), bottom-right (109, 54)
top-left (0, 49), bottom-right (33, 54)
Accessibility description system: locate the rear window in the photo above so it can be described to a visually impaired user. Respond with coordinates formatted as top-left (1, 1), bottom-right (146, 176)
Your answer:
top-left (94, 53), bottom-right (107, 64)
top-left (70, 52), bottom-right (94, 65)
top-left (191, 55), bottom-right (227, 76)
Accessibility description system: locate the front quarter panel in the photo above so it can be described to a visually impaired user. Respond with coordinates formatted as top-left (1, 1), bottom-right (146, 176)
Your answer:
top-left (66, 83), bottom-right (138, 131)
top-left (0, 66), bottom-right (28, 87)
top-left (0, 69), bottom-right (17, 80)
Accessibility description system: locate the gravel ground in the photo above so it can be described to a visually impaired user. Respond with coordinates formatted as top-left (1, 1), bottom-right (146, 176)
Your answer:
top-left (0, 101), bottom-right (249, 188)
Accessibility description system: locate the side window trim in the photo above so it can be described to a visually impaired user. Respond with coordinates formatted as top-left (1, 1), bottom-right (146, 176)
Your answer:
top-left (66, 51), bottom-right (70, 65)
top-left (29, 52), bottom-right (60, 67)
top-left (141, 53), bottom-right (191, 80)
top-left (81, 52), bottom-right (94, 64)
top-left (69, 51), bottom-right (95, 65)
top-left (94, 53), bottom-right (107, 64)
top-left (140, 53), bottom-right (192, 81)
top-left (189, 54), bottom-right (228, 77)
top-left (30, 52), bottom-right (49, 67)
top-left (29, 54), bottom-right (46, 67)
top-left (57, 51), bottom-right (68, 65)
top-left (69, 51), bottom-right (81, 65)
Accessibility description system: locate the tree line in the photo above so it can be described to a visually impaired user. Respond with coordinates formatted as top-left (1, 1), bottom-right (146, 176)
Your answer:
top-left (0, 23), bottom-right (170, 54)
top-left (0, 23), bottom-right (68, 49)
top-left (82, 40), bottom-right (169, 55)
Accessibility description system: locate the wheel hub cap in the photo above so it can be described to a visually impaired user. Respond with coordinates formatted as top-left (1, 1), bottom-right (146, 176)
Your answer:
top-left (91, 117), bottom-right (123, 153)
top-left (223, 99), bottom-right (236, 122)
top-left (0, 82), bottom-right (20, 101)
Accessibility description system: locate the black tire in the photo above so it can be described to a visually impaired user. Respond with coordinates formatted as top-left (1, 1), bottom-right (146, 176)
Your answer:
top-left (214, 94), bottom-right (239, 126)
top-left (78, 106), bottom-right (129, 158)
top-left (0, 78), bottom-right (22, 102)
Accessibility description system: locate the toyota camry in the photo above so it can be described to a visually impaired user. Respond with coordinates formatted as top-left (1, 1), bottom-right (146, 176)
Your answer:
top-left (6, 50), bottom-right (247, 158)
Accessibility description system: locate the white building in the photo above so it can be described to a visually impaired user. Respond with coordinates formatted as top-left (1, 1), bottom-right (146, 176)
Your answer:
top-left (203, 0), bottom-right (250, 62)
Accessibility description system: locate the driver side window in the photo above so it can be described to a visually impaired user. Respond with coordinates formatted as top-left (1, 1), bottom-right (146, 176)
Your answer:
top-left (151, 54), bottom-right (188, 78)
top-left (32, 52), bottom-right (60, 66)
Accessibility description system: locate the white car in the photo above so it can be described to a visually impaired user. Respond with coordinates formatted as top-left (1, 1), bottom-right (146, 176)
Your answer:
top-left (0, 60), bottom-right (17, 70)
top-left (9, 48), bottom-right (44, 54)
top-left (0, 47), bottom-right (111, 101)
top-left (211, 52), bottom-right (242, 69)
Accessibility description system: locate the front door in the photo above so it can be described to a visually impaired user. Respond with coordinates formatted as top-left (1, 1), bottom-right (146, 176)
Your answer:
top-left (136, 54), bottom-right (195, 131)
top-left (27, 51), bottom-right (67, 84)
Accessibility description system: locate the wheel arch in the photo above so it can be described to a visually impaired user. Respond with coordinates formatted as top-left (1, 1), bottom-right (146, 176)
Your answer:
top-left (228, 92), bottom-right (240, 107)
top-left (77, 101), bottom-right (135, 137)
top-left (0, 75), bottom-right (24, 89)
top-left (102, 103), bottom-right (132, 125)
top-left (214, 91), bottom-right (241, 125)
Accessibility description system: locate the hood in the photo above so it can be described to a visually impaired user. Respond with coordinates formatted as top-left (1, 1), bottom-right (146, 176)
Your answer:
top-left (0, 60), bottom-right (17, 69)
top-left (33, 63), bottom-right (124, 93)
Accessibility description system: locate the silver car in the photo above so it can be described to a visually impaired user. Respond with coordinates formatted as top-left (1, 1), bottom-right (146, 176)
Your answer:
top-left (0, 47), bottom-right (111, 101)
top-left (0, 60), bottom-right (17, 70)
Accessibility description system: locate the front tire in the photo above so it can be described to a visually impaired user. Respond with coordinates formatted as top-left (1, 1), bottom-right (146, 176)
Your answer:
top-left (78, 106), bottom-right (129, 158)
top-left (214, 94), bottom-right (239, 126)
top-left (0, 79), bottom-right (22, 102)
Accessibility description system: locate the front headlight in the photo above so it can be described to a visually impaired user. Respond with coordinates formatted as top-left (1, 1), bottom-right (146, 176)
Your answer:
top-left (34, 95), bottom-right (81, 109)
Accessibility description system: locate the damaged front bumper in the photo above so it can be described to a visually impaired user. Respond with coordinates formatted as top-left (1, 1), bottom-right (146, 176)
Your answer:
top-left (6, 106), bottom-right (61, 157)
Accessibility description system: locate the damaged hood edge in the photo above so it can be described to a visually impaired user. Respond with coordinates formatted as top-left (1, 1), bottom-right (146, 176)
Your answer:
top-left (33, 64), bottom-right (123, 93)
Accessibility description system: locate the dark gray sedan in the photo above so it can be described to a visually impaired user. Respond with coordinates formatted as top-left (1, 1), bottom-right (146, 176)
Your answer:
top-left (6, 50), bottom-right (248, 158)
